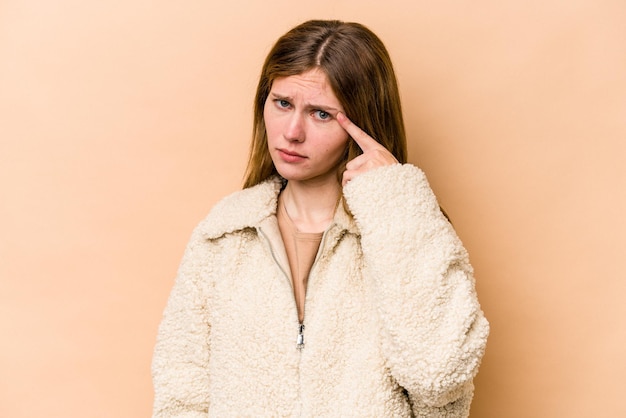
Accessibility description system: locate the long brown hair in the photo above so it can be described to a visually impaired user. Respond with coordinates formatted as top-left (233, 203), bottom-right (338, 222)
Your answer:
top-left (243, 20), bottom-right (407, 188)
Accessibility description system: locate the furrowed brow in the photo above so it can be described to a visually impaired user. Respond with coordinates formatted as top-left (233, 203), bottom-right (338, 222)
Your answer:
top-left (269, 92), bottom-right (292, 101)
top-left (306, 103), bottom-right (339, 113)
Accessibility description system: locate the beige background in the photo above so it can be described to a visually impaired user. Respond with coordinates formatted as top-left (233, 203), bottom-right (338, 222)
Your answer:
top-left (1, 0), bottom-right (625, 416)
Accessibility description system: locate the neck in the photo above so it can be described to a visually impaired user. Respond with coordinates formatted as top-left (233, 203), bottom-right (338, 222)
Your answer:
top-left (281, 180), bottom-right (341, 233)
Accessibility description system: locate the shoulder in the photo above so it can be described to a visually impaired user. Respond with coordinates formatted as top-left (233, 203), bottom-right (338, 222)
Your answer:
top-left (196, 177), bottom-right (284, 240)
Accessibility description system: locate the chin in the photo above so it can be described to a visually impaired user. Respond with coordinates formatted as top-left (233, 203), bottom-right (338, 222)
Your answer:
top-left (272, 159), bottom-right (342, 185)
top-left (275, 171), bottom-right (308, 182)
top-left (272, 162), bottom-right (304, 181)
top-left (279, 170), bottom-right (340, 186)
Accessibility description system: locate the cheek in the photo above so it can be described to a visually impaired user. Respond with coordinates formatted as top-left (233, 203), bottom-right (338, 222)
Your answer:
top-left (329, 130), bottom-right (350, 153)
top-left (319, 130), bottom-right (350, 161)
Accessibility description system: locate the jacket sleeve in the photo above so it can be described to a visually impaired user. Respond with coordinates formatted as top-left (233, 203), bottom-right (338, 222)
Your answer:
top-left (343, 164), bottom-right (490, 411)
top-left (151, 226), bottom-right (213, 418)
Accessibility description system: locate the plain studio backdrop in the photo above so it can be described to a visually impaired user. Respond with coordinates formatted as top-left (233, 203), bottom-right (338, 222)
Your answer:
top-left (1, 1), bottom-right (624, 417)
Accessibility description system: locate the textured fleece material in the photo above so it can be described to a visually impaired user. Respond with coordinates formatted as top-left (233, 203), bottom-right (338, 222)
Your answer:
top-left (152, 164), bottom-right (489, 417)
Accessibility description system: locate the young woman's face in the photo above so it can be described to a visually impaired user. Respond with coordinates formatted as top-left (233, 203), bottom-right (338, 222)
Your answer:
top-left (264, 69), bottom-right (349, 186)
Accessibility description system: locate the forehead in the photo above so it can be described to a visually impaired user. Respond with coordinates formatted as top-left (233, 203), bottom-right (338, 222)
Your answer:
top-left (271, 69), bottom-right (340, 104)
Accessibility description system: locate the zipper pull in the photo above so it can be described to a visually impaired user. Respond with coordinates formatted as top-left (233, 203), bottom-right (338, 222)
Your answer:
top-left (296, 323), bottom-right (305, 350)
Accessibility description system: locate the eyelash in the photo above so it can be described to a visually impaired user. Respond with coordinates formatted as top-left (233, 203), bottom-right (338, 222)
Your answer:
top-left (274, 99), bottom-right (332, 121)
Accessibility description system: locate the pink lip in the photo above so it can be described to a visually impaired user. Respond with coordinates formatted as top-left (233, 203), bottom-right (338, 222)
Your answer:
top-left (277, 148), bottom-right (307, 162)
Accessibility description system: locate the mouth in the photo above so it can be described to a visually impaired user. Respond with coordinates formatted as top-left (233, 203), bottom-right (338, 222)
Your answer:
top-left (277, 148), bottom-right (307, 162)
top-left (278, 148), bottom-right (306, 158)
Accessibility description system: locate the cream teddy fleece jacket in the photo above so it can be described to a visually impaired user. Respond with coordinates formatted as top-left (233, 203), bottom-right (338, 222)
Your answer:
top-left (152, 164), bottom-right (489, 417)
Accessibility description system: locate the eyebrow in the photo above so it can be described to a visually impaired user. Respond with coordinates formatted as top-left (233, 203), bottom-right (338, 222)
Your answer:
top-left (269, 92), bottom-right (341, 113)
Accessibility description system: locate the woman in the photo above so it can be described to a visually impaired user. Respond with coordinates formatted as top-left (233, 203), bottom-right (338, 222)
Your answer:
top-left (152, 20), bottom-right (489, 417)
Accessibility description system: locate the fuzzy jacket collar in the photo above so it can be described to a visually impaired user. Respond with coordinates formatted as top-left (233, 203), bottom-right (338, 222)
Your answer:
top-left (199, 176), bottom-right (359, 240)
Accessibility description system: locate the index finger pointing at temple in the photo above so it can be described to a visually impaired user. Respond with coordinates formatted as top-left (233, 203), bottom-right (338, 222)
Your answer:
top-left (336, 112), bottom-right (380, 152)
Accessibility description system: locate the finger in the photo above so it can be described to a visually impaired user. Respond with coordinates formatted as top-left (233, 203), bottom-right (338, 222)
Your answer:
top-left (346, 148), bottom-right (399, 171)
top-left (336, 112), bottom-right (381, 152)
top-left (342, 168), bottom-right (357, 187)
top-left (345, 153), bottom-right (367, 171)
top-left (342, 163), bottom-right (374, 186)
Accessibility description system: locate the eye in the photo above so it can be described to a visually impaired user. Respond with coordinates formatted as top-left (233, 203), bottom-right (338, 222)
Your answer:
top-left (314, 110), bottom-right (331, 121)
top-left (275, 99), bottom-right (291, 109)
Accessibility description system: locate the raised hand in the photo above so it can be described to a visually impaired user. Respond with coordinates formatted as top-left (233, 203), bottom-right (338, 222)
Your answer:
top-left (337, 112), bottom-right (399, 186)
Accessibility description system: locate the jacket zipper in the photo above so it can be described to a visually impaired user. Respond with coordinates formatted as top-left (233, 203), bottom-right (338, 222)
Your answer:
top-left (295, 226), bottom-right (331, 350)
top-left (258, 225), bottom-right (332, 350)
top-left (296, 323), bottom-right (305, 349)
top-left (258, 227), bottom-right (303, 349)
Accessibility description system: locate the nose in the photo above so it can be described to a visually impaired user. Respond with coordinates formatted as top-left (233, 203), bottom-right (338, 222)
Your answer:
top-left (284, 113), bottom-right (305, 142)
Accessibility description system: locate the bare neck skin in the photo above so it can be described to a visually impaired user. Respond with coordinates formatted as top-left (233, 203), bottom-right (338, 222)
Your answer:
top-left (280, 178), bottom-right (341, 233)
